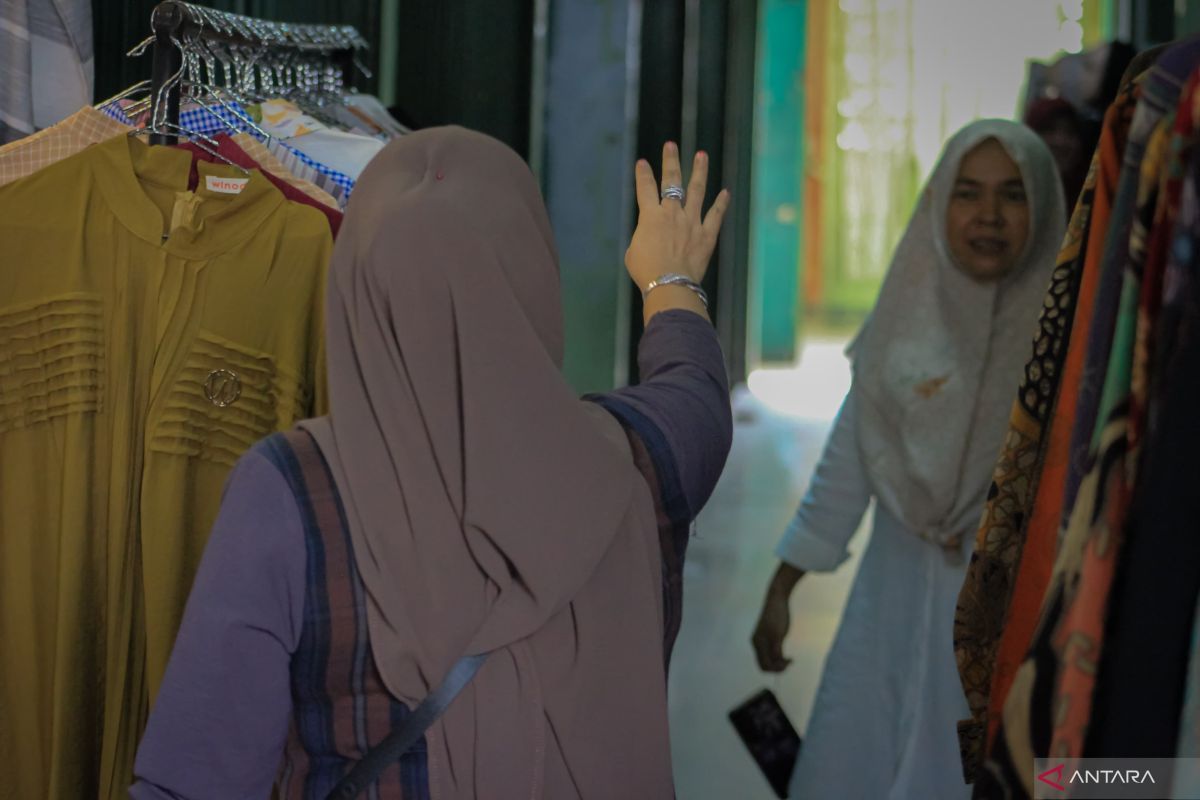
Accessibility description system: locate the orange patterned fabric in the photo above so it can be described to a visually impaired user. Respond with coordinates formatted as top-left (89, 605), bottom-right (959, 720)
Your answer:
top-left (952, 82), bottom-right (1141, 784)
top-left (983, 90), bottom-right (1135, 749)
top-left (0, 106), bottom-right (130, 186)
top-left (976, 42), bottom-right (1197, 799)
top-left (1048, 112), bottom-right (1174, 760)
top-left (950, 188), bottom-right (1090, 783)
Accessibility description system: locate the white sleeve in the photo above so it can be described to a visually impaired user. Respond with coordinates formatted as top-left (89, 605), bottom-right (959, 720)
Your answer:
top-left (775, 392), bottom-right (874, 572)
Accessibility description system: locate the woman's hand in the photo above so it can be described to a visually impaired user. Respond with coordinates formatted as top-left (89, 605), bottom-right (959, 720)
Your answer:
top-left (752, 562), bottom-right (805, 673)
top-left (625, 142), bottom-right (731, 293)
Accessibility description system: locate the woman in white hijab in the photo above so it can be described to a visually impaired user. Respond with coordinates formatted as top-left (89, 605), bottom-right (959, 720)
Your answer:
top-left (751, 119), bottom-right (1065, 798)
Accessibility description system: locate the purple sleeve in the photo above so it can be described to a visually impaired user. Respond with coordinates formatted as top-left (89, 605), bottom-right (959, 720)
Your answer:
top-left (130, 449), bottom-right (306, 800)
top-left (590, 309), bottom-right (732, 521)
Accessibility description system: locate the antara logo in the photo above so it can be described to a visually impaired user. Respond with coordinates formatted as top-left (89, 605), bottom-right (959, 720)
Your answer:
top-left (1038, 764), bottom-right (1066, 791)
top-left (1038, 763), bottom-right (1157, 790)
top-left (1074, 769), bottom-right (1156, 784)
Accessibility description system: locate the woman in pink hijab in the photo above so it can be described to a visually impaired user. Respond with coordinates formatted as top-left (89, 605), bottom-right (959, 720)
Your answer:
top-left (131, 127), bottom-right (733, 799)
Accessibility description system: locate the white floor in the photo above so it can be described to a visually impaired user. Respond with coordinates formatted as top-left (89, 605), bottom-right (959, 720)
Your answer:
top-left (669, 340), bottom-right (873, 799)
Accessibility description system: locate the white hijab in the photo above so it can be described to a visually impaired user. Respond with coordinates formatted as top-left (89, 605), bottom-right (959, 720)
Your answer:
top-left (850, 119), bottom-right (1066, 553)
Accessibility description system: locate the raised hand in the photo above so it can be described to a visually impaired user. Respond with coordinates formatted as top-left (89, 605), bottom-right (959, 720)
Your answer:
top-left (624, 141), bottom-right (731, 292)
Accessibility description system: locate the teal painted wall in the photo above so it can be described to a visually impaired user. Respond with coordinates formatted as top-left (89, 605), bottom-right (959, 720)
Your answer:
top-left (749, 0), bottom-right (805, 364)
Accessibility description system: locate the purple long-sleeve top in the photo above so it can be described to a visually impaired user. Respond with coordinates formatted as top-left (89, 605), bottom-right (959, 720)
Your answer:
top-left (130, 309), bottom-right (731, 799)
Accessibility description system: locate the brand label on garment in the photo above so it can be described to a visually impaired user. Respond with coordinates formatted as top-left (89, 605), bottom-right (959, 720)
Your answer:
top-left (1033, 758), bottom-right (1200, 799)
top-left (205, 176), bottom-right (250, 195)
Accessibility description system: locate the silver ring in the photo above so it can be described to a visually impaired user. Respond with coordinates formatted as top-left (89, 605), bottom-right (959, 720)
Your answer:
top-left (661, 185), bottom-right (686, 204)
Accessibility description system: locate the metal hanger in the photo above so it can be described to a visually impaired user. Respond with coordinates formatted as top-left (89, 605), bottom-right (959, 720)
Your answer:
top-left (135, 0), bottom-right (373, 155)
top-left (128, 33), bottom-right (250, 175)
top-left (177, 29), bottom-right (274, 141)
top-left (94, 79), bottom-right (151, 114)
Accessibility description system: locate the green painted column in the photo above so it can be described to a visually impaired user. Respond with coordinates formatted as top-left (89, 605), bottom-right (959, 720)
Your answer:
top-left (748, 0), bottom-right (805, 365)
top-left (1179, 0), bottom-right (1200, 37)
top-left (541, 0), bottom-right (641, 393)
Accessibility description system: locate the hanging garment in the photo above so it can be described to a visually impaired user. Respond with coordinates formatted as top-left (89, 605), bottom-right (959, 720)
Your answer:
top-left (284, 128), bottom-right (385, 178)
top-left (139, 100), bottom-right (341, 213)
top-left (0, 0), bottom-right (94, 144)
top-left (176, 135), bottom-right (343, 237)
top-left (1045, 109), bottom-right (1175, 761)
top-left (83, 104), bottom-right (343, 214)
top-left (1058, 84), bottom-right (1180, 527)
top-left (1161, 91), bottom-right (1200, 785)
top-left (1060, 42), bottom-right (1200, 542)
top-left (184, 94), bottom-right (405, 142)
top-left (778, 120), bottom-right (1065, 800)
top-left (97, 99), bottom-right (134, 126)
top-left (1129, 89), bottom-right (1199, 445)
top-left (1166, 165), bottom-right (1200, 786)
top-left (256, 97), bottom-right (385, 178)
top-left (157, 99), bottom-right (361, 206)
top-left (958, 81), bottom-right (1139, 777)
top-left (1172, 193), bottom-right (1200, 779)
top-left (232, 132), bottom-right (340, 208)
top-left (255, 97), bottom-right (326, 138)
top-left (952, 131), bottom-right (1103, 783)
top-left (953, 44), bottom-right (1167, 784)
top-left (328, 103), bottom-right (389, 138)
top-left (344, 92), bottom-right (411, 137)
top-left (0, 105), bottom-right (128, 185)
top-left (0, 133), bottom-right (330, 800)
top-left (976, 38), bottom-right (1200, 799)
top-left (1085, 76), bottom-right (1200, 758)
top-left (267, 137), bottom-right (355, 207)
top-left (178, 101), bottom-right (252, 138)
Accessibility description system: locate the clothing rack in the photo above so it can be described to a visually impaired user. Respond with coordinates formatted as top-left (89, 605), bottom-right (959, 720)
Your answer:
top-left (146, 0), bottom-right (369, 146)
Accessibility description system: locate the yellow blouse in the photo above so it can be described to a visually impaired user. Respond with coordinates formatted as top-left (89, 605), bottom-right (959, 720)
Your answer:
top-left (0, 134), bottom-right (330, 800)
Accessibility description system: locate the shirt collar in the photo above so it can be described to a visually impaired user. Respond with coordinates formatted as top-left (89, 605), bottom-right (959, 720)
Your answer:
top-left (89, 134), bottom-right (284, 259)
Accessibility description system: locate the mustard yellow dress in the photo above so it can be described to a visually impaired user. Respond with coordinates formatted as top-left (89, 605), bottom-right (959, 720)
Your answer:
top-left (0, 134), bottom-right (330, 800)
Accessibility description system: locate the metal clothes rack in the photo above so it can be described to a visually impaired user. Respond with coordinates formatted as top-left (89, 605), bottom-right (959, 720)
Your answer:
top-left (146, 1), bottom-right (369, 145)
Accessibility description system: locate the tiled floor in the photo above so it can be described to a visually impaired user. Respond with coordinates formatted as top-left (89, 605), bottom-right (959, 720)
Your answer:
top-left (669, 340), bottom-right (873, 799)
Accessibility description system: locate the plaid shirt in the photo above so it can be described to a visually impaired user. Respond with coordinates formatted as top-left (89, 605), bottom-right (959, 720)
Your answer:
top-left (100, 101), bottom-right (247, 136)
top-left (0, 107), bottom-right (130, 187)
top-left (180, 102), bottom-right (249, 137)
top-left (98, 102), bottom-right (136, 127)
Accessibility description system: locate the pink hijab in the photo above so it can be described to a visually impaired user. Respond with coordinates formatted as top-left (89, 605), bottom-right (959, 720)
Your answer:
top-left (301, 127), bottom-right (675, 798)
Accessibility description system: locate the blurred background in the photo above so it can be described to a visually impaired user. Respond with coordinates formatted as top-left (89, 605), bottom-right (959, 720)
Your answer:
top-left (70, 1), bottom-right (1199, 796)
top-left (87, 0), bottom-right (1186, 394)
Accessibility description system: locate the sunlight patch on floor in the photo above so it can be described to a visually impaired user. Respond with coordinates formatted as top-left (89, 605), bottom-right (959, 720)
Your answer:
top-left (746, 339), bottom-right (852, 422)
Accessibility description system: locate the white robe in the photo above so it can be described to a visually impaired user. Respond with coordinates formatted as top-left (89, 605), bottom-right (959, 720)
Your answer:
top-left (777, 393), bottom-right (973, 800)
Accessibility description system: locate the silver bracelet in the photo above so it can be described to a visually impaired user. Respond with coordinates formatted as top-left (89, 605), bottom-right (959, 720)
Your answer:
top-left (643, 273), bottom-right (709, 307)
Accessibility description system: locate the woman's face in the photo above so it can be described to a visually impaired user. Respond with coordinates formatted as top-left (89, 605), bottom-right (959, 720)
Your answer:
top-left (945, 138), bottom-right (1031, 282)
